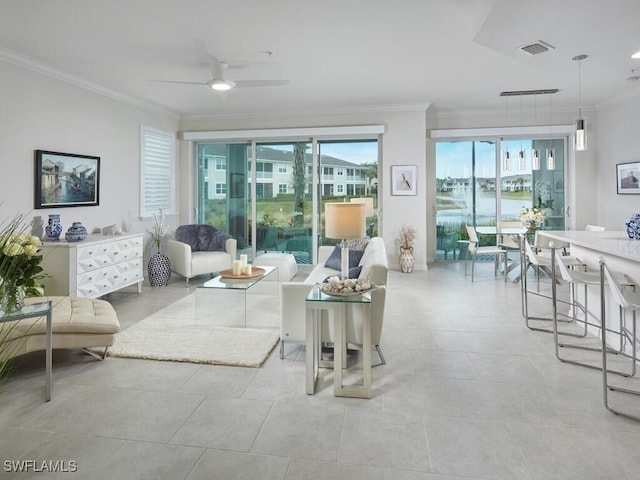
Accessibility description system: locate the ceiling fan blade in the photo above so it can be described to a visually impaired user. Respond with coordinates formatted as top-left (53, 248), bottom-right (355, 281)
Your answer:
top-left (150, 80), bottom-right (209, 85)
top-left (208, 55), bottom-right (226, 80)
top-left (233, 80), bottom-right (289, 88)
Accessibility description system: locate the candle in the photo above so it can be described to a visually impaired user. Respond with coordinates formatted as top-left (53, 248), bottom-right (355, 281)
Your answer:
top-left (232, 260), bottom-right (242, 276)
top-left (241, 264), bottom-right (252, 275)
top-left (240, 254), bottom-right (248, 268)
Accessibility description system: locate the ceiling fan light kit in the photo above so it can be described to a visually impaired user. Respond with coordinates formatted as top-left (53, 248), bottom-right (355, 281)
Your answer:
top-left (209, 79), bottom-right (235, 91)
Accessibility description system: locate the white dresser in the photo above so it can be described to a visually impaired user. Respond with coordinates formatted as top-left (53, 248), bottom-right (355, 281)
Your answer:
top-left (40, 233), bottom-right (144, 298)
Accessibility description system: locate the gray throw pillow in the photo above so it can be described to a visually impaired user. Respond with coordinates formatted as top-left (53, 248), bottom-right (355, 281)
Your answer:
top-left (324, 245), bottom-right (365, 271)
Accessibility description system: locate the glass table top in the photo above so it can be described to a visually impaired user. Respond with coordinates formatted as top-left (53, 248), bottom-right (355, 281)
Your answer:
top-left (198, 265), bottom-right (277, 291)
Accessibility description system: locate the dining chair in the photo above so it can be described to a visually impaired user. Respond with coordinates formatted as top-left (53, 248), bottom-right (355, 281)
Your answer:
top-left (599, 257), bottom-right (640, 421)
top-left (464, 225), bottom-right (507, 282)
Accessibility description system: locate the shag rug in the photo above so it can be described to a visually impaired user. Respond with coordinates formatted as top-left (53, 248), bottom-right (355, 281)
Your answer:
top-left (108, 293), bottom-right (280, 368)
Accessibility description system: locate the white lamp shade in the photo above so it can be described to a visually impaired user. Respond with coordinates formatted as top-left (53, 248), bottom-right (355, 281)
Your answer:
top-left (350, 197), bottom-right (374, 217)
top-left (325, 203), bottom-right (366, 240)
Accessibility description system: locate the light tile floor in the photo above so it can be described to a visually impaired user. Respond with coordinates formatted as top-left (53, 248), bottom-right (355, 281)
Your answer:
top-left (2, 262), bottom-right (640, 479)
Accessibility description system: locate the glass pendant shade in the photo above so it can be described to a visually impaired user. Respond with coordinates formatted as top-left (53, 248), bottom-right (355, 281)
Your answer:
top-left (503, 151), bottom-right (511, 171)
top-left (575, 118), bottom-right (587, 151)
top-left (546, 149), bottom-right (555, 170)
top-left (531, 149), bottom-right (540, 170)
top-left (518, 150), bottom-right (526, 170)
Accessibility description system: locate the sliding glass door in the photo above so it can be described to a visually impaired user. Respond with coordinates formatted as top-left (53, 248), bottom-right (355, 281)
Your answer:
top-left (196, 139), bottom-right (378, 264)
top-left (435, 137), bottom-right (566, 260)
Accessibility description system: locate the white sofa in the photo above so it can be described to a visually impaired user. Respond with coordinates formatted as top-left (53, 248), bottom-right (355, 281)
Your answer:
top-left (280, 236), bottom-right (388, 363)
top-left (167, 225), bottom-right (237, 287)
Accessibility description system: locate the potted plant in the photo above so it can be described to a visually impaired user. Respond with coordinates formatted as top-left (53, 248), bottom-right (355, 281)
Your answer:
top-left (398, 226), bottom-right (417, 273)
top-left (147, 209), bottom-right (171, 286)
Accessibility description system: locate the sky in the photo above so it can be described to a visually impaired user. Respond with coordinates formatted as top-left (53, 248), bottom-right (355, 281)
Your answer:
top-left (436, 140), bottom-right (539, 178)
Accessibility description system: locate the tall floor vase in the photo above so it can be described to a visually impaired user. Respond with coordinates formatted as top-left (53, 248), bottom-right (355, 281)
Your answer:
top-left (399, 246), bottom-right (415, 273)
top-left (148, 253), bottom-right (171, 287)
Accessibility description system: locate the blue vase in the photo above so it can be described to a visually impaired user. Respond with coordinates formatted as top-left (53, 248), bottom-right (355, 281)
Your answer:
top-left (45, 214), bottom-right (63, 241)
top-left (65, 222), bottom-right (88, 242)
top-left (625, 214), bottom-right (640, 239)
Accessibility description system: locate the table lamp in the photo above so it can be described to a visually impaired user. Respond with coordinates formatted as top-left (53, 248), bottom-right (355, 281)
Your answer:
top-left (350, 197), bottom-right (374, 218)
top-left (324, 202), bottom-right (366, 280)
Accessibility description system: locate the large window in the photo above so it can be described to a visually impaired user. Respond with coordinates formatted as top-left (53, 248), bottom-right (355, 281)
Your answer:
top-left (140, 125), bottom-right (176, 217)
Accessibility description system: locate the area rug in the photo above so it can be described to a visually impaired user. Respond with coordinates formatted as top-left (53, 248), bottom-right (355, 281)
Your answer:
top-left (108, 294), bottom-right (280, 367)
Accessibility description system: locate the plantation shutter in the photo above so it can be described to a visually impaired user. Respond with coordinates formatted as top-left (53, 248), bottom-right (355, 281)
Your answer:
top-left (140, 126), bottom-right (176, 217)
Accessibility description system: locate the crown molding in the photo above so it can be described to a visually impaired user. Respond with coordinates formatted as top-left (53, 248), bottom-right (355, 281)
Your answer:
top-left (0, 47), bottom-right (179, 120)
top-left (180, 102), bottom-right (432, 122)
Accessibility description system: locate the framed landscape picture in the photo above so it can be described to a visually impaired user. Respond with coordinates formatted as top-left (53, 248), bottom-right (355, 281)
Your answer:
top-left (35, 150), bottom-right (100, 208)
top-left (616, 161), bottom-right (640, 194)
top-left (391, 165), bottom-right (417, 196)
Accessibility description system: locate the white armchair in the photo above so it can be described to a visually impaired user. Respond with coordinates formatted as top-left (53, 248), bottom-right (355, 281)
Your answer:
top-left (166, 224), bottom-right (237, 287)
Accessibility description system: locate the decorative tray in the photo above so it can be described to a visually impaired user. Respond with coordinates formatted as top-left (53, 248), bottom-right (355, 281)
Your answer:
top-left (219, 267), bottom-right (266, 279)
top-left (317, 279), bottom-right (376, 297)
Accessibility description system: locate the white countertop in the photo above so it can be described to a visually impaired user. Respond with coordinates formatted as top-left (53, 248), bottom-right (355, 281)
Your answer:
top-left (537, 230), bottom-right (640, 262)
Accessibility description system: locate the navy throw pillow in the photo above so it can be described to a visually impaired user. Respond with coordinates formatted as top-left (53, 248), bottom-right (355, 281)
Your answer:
top-left (324, 245), bottom-right (365, 271)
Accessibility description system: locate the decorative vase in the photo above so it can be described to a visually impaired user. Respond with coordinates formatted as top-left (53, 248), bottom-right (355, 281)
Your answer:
top-left (526, 221), bottom-right (538, 235)
top-left (65, 222), bottom-right (88, 242)
top-left (1, 278), bottom-right (25, 314)
top-left (399, 246), bottom-right (415, 273)
top-left (148, 252), bottom-right (171, 286)
top-left (45, 214), bottom-right (63, 241)
top-left (625, 214), bottom-right (640, 239)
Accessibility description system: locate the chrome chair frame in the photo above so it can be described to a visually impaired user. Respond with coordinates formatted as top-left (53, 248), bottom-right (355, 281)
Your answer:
top-left (550, 244), bottom-right (633, 373)
top-left (520, 235), bottom-right (585, 334)
top-left (464, 226), bottom-right (507, 282)
top-left (600, 258), bottom-right (640, 421)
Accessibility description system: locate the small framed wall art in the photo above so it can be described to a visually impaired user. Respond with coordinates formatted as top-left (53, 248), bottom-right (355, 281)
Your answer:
top-left (616, 161), bottom-right (640, 195)
top-left (35, 150), bottom-right (100, 208)
top-left (391, 165), bottom-right (417, 196)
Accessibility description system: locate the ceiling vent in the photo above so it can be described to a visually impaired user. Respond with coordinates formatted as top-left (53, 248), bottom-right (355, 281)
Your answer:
top-left (518, 40), bottom-right (555, 55)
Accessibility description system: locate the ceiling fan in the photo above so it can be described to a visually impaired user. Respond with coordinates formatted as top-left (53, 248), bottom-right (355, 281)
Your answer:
top-left (152, 55), bottom-right (289, 92)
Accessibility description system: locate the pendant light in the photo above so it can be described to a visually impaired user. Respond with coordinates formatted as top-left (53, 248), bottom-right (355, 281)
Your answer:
top-left (518, 96), bottom-right (526, 170)
top-left (503, 96), bottom-right (510, 171)
top-left (531, 95), bottom-right (540, 170)
top-left (546, 94), bottom-right (555, 170)
top-left (573, 54), bottom-right (588, 151)
top-left (532, 148), bottom-right (540, 170)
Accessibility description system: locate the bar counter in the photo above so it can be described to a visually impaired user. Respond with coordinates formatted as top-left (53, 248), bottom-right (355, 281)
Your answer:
top-left (536, 230), bottom-right (639, 352)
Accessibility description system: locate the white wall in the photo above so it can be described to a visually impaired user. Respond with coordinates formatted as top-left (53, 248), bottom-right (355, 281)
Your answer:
top-left (179, 107), bottom-right (429, 270)
top-left (0, 61), bottom-right (179, 251)
top-left (596, 94), bottom-right (640, 229)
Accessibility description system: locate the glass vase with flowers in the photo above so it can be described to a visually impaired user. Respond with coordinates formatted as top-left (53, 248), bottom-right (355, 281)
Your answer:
top-left (520, 206), bottom-right (546, 235)
top-left (0, 214), bottom-right (46, 313)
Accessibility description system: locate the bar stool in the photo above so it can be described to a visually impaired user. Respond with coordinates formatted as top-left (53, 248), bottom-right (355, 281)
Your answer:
top-left (520, 236), bottom-right (584, 333)
top-left (550, 244), bottom-right (631, 371)
top-left (599, 258), bottom-right (640, 421)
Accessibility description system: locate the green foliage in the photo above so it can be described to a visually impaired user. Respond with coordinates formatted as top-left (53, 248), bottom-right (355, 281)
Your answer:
top-left (0, 212), bottom-right (46, 392)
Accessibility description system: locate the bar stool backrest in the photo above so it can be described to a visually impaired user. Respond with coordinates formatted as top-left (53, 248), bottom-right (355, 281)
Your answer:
top-left (550, 242), bottom-right (574, 282)
top-left (600, 258), bottom-right (630, 308)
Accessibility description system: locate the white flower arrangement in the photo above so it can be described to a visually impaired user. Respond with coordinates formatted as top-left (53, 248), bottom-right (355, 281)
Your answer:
top-left (520, 206), bottom-right (546, 225)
